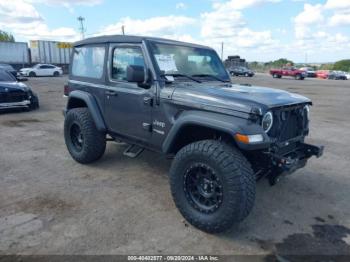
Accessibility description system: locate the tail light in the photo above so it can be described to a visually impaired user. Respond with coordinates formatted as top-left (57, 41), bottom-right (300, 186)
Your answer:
top-left (64, 84), bottom-right (70, 96)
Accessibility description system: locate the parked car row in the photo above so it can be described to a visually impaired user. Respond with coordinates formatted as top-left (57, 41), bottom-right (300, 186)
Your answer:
top-left (315, 70), bottom-right (349, 80)
top-left (0, 63), bottom-right (63, 78)
top-left (269, 66), bottom-right (349, 81)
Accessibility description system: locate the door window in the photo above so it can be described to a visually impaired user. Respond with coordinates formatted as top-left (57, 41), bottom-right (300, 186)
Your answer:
top-left (72, 46), bottom-right (105, 79)
top-left (112, 47), bottom-right (145, 81)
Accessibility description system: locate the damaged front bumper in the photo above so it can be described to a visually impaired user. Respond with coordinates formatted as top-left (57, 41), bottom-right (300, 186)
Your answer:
top-left (269, 143), bottom-right (324, 175)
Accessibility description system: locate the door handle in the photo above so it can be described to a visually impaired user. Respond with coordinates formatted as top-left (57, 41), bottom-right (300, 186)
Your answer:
top-left (106, 90), bottom-right (118, 96)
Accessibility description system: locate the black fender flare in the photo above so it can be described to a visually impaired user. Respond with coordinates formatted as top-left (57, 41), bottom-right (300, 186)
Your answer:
top-left (66, 90), bottom-right (106, 132)
top-left (162, 111), bottom-right (265, 153)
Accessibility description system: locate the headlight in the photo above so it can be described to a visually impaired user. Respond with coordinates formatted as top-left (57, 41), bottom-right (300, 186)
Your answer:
top-left (262, 111), bottom-right (273, 133)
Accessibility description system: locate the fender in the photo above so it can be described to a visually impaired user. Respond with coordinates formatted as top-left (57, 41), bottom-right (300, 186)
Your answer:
top-left (66, 90), bottom-right (107, 132)
top-left (162, 110), bottom-right (268, 153)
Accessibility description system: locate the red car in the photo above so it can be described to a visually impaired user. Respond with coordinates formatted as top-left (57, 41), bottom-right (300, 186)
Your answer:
top-left (316, 70), bottom-right (329, 79)
top-left (270, 67), bottom-right (306, 80)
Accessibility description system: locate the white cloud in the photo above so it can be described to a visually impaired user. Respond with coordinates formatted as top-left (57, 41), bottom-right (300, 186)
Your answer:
top-left (0, 0), bottom-right (79, 41)
top-left (97, 16), bottom-right (196, 37)
top-left (199, 0), bottom-right (278, 54)
top-left (28, 0), bottom-right (102, 6)
top-left (294, 4), bottom-right (324, 26)
top-left (176, 2), bottom-right (187, 10)
top-left (212, 0), bottom-right (280, 11)
top-left (329, 13), bottom-right (350, 26)
top-left (324, 0), bottom-right (350, 10)
top-left (0, 0), bottom-right (43, 24)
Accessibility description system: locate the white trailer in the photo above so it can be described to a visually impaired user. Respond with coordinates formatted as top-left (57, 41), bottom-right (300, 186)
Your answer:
top-left (30, 40), bottom-right (72, 65)
top-left (0, 42), bottom-right (29, 64)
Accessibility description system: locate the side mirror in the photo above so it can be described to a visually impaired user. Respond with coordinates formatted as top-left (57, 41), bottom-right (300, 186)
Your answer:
top-left (127, 65), bottom-right (145, 83)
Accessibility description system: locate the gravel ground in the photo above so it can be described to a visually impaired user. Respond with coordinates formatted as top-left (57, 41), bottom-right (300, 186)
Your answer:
top-left (0, 74), bottom-right (349, 256)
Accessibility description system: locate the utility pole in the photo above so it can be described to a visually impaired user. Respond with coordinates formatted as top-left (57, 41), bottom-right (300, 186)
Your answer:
top-left (121, 25), bottom-right (125, 35)
top-left (305, 52), bottom-right (308, 65)
top-left (77, 16), bottom-right (86, 40)
top-left (221, 42), bottom-right (224, 61)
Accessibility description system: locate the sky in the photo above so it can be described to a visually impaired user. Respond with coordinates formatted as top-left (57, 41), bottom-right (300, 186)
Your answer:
top-left (0, 0), bottom-right (349, 63)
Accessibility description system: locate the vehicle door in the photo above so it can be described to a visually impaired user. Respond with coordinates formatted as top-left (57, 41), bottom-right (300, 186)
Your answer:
top-left (45, 65), bottom-right (56, 76)
top-left (37, 65), bottom-right (50, 76)
top-left (282, 67), bottom-right (289, 76)
top-left (104, 44), bottom-right (154, 142)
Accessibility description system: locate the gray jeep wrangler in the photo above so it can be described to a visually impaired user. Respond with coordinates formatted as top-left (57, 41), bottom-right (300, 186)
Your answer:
top-left (64, 35), bottom-right (324, 233)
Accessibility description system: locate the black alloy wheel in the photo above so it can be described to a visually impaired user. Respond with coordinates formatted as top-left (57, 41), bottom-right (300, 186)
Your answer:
top-left (70, 122), bottom-right (84, 152)
top-left (184, 163), bottom-right (223, 214)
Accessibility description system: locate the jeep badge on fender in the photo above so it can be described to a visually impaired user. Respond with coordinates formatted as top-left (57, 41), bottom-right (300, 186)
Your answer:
top-left (63, 35), bottom-right (324, 233)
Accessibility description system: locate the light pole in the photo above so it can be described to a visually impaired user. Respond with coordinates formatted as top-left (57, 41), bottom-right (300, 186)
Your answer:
top-left (77, 16), bottom-right (86, 40)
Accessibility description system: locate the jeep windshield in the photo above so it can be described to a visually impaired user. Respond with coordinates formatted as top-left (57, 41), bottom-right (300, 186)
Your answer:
top-left (149, 42), bottom-right (230, 83)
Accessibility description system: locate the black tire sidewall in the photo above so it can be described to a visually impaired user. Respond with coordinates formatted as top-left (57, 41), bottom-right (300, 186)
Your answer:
top-left (172, 153), bottom-right (237, 223)
top-left (170, 140), bottom-right (255, 233)
top-left (64, 108), bottom-right (106, 164)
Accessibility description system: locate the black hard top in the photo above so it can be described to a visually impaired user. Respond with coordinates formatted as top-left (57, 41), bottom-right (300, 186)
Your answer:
top-left (74, 35), bottom-right (211, 49)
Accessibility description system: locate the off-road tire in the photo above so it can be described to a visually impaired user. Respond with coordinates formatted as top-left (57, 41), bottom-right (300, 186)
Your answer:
top-left (64, 108), bottom-right (106, 164)
top-left (169, 140), bottom-right (255, 233)
top-left (29, 71), bottom-right (36, 77)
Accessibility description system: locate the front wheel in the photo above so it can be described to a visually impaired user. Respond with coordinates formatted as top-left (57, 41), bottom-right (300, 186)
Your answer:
top-left (64, 108), bottom-right (106, 164)
top-left (169, 140), bottom-right (256, 233)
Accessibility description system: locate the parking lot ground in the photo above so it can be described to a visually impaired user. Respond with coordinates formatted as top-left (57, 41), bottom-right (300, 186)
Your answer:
top-left (0, 74), bottom-right (350, 256)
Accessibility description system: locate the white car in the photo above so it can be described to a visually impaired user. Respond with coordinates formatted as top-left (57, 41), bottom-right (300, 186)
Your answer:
top-left (343, 72), bottom-right (350, 80)
top-left (20, 64), bottom-right (63, 77)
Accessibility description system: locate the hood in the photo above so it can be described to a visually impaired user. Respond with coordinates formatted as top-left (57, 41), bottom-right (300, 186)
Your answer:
top-left (171, 83), bottom-right (311, 114)
top-left (20, 68), bottom-right (32, 71)
top-left (0, 81), bottom-right (29, 92)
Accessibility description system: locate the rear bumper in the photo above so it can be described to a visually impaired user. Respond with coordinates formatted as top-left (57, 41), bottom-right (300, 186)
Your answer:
top-left (269, 143), bottom-right (324, 174)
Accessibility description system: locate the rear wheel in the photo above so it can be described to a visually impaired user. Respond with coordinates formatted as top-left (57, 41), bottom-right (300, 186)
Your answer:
top-left (29, 71), bottom-right (36, 77)
top-left (64, 108), bottom-right (106, 164)
top-left (169, 140), bottom-right (256, 233)
top-left (295, 74), bottom-right (304, 80)
top-left (273, 73), bottom-right (280, 78)
top-left (53, 71), bottom-right (59, 77)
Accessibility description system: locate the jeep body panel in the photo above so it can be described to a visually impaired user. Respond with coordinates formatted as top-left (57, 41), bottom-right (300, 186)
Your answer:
top-left (171, 83), bottom-right (311, 114)
top-left (65, 34), bottom-right (322, 172)
top-left (66, 89), bottom-right (107, 132)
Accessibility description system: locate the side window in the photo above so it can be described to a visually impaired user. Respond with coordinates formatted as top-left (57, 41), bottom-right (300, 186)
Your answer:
top-left (39, 65), bottom-right (47, 69)
top-left (112, 47), bottom-right (145, 81)
top-left (72, 46), bottom-right (105, 79)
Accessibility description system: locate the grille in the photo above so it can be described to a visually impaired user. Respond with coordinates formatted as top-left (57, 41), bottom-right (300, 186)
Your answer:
top-left (268, 105), bottom-right (308, 142)
top-left (0, 91), bottom-right (28, 103)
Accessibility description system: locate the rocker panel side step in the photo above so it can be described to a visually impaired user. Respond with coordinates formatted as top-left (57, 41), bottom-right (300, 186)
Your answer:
top-left (123, 144), bottom-right (144, 158)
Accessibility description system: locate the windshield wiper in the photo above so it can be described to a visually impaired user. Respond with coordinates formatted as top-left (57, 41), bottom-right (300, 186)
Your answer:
top-left (162, 73), bottom-right (202, 83)
top-left (191, 74), bottom-right (229, 83)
